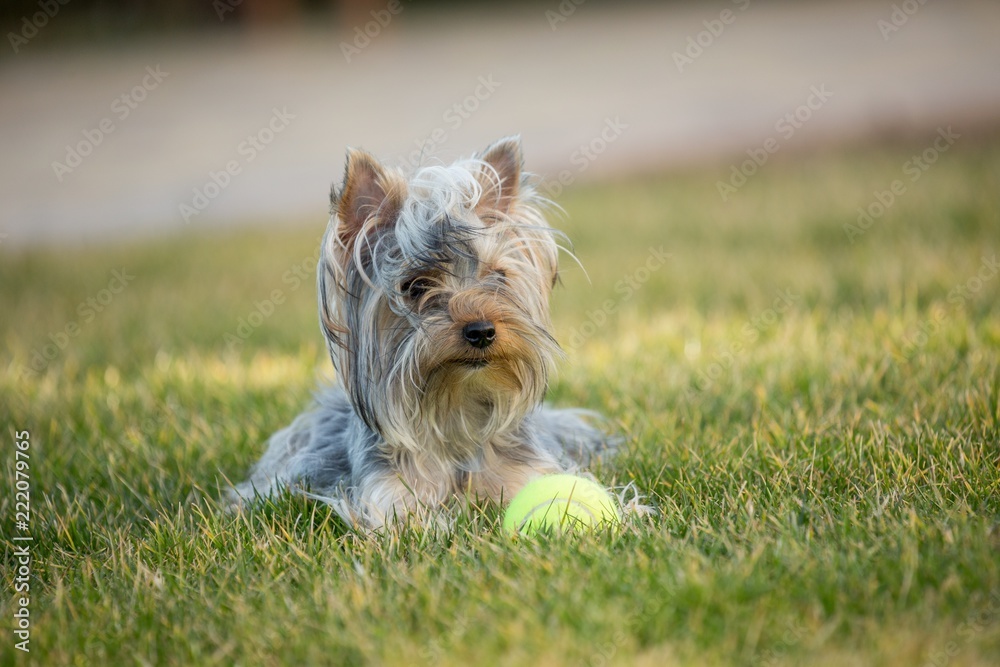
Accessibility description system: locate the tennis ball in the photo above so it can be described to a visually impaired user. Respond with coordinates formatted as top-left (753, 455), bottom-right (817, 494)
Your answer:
top-left (502, 474), bottom-right (620, 535)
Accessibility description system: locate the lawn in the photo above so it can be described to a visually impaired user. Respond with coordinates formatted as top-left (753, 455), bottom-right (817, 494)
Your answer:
top-left (1, 137), bottom-right (999, 666)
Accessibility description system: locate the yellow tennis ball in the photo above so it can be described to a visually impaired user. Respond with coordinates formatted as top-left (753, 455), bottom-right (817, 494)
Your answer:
top-left (503, 474), bottom-right (621, 535)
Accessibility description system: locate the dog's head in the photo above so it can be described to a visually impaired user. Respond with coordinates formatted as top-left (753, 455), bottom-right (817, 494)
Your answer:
top-left (319, 137), bottom-right (563, 454)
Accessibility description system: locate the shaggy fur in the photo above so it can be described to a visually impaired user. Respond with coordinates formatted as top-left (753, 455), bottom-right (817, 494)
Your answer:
top-left (231, 137), bottom-right (614, 528)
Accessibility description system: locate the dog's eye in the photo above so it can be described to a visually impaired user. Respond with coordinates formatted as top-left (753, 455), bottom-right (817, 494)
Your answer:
top-left (401, 276), bottom-right (432, 299)
top-left (494, 268), bottom-right (507, 281)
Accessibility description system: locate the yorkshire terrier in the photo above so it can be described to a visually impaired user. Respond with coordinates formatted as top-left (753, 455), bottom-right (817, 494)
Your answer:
top-left (232, 137), bottom-right (614, 528)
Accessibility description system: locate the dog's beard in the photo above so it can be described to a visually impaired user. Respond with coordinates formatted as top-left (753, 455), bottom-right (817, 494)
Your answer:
top-left (353, 297), bottom-right (560, 465)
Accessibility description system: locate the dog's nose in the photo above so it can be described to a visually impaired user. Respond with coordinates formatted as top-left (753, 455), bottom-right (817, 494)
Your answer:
top-left (462, 321), bottom-right (496, 349)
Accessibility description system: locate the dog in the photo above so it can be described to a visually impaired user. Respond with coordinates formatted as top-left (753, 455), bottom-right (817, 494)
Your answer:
top-left (231, 136), bottom-right (614, 528)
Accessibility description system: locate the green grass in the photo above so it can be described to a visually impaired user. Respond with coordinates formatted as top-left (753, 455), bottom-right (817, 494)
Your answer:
top-left (2, 138), bottom-right (999, 666)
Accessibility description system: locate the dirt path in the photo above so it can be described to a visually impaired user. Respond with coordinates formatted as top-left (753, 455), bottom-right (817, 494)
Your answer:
top-left (2, 0), bottom-right (998, 246)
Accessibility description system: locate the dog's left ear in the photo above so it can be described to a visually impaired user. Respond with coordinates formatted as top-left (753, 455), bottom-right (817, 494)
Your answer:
top-left (476, 136), bottom-right (523, 215)
top-left (333, 148), bottom-right (405, 253)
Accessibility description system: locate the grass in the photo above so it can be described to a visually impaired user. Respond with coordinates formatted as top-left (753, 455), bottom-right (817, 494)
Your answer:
top-left (2, 137), bottom-right (999, 666)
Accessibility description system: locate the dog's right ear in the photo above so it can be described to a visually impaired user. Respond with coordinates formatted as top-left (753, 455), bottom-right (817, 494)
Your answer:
top-left (332, 148), bottom-right (404, 251)
top-left (476, 136), bottom-right (523, 216)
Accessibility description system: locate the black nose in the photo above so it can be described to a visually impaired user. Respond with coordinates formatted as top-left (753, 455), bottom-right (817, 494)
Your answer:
top-left (462, 321), bottom-right (496, 349)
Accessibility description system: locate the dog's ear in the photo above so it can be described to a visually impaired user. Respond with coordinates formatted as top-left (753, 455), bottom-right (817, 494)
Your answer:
top-left (332, 148), bottom-right (404, 250)
top-left (476, 136), bottom-right (523, 216)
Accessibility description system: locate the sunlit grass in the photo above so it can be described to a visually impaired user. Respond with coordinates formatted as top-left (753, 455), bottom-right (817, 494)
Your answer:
top-left (1, 139), bottom-right (998, 665)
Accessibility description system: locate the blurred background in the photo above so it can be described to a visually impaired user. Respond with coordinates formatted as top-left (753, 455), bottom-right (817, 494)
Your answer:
top-left (2, 0), bottom-right (999, 247)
